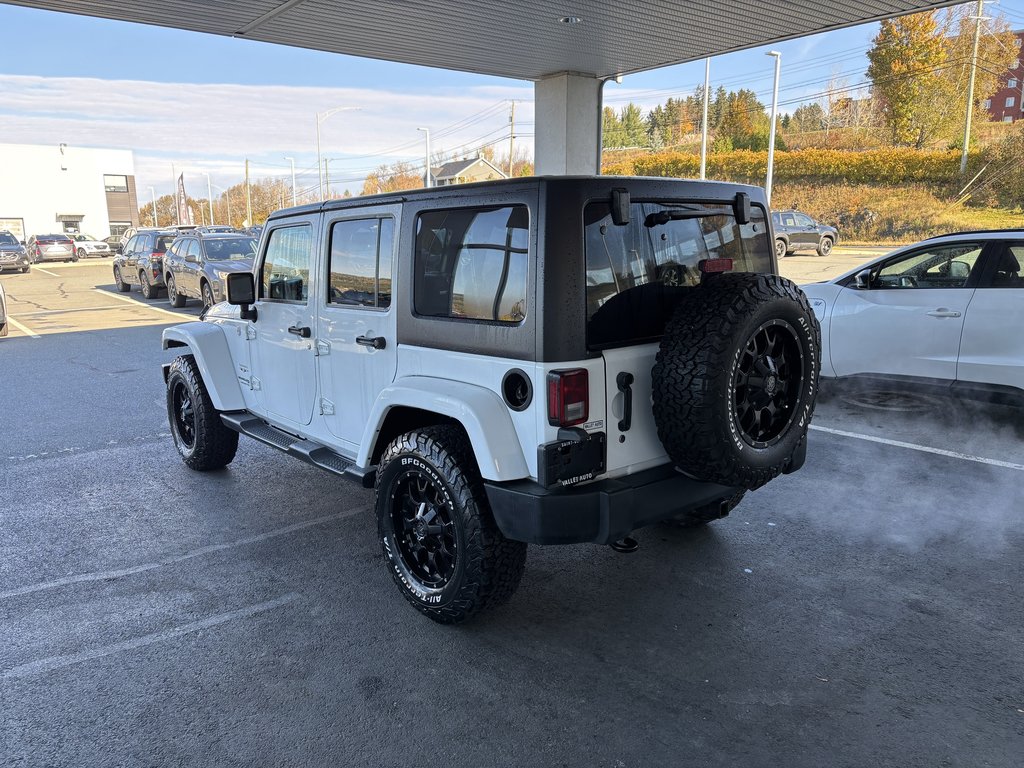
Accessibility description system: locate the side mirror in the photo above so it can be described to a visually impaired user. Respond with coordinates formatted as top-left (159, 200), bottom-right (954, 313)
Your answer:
top-left (19, 240), bottom-right (25, 246)
top-left (116, 245), bottom-right (123, 255)
top-left (852, 268), bottom-right (872, 290)
top-left (184, 254), bottom-right (198, 264)
top-left (226, 271), bottom-right (257, 321)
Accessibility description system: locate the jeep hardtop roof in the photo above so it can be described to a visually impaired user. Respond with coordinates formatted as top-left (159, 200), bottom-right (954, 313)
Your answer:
top-left (264, 175), bottom-right (768, 223)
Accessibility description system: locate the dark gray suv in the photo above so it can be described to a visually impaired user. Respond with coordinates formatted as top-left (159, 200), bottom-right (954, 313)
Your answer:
top-left (0, 231), bottom-right (30, 273)
top-left (772, 210), bottom-right (839, 258)
top-left (163, 232), bottom-right (257, 309)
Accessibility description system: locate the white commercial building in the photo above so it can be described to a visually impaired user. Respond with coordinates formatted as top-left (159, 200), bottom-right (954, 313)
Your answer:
top-left (0, 143), bottom-right (140, 242)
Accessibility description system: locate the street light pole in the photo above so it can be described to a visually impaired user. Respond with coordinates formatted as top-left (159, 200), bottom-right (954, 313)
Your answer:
top-left (960, 0), bottom-right (987, 175)
top-left (417, 127), bottom-right (431, 187)
top-left (203, 172), bottom-right (214, 225)
top-left (148, 186), bottom-right (158, 227)
top-left (284, 156), bottom-right (297, 205)
top-left (700, 57), bottom-right (711, 180)
top-left (316, 106), bottom-right (360, 202)
top-left (765, 51), bottom-right (782, 206)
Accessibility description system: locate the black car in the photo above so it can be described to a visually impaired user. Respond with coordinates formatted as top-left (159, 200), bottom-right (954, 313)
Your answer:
top-left (771, 210), bottom-right (839, 258)
top-left (0, 231), bottom-right (30, 273)
top-left (163, 232), bottom-right (257, 309)
top-left (113, 230), bottom-right (178, 298)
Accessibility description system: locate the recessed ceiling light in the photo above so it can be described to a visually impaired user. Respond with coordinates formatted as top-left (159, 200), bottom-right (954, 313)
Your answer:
top-left (558, 15), bottom-right (582, 24)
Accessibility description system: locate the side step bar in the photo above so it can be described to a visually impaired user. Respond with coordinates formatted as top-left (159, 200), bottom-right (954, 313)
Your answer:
top-left (220, 413), bottom-right (376, 488)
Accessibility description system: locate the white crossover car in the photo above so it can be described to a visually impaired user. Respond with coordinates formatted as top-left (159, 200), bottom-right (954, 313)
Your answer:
top-left (802, 230), bottom-right (1024, 404)
top-left (70, 234), bottom-right (112, 259)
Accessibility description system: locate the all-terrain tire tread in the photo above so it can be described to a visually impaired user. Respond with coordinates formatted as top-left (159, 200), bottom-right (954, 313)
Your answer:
top-left (376, 425), bottom-right (527, 624)
top-left (652, 272), bottom-right (820, 490)
top-left (167, 354), bottom-right (238, 471)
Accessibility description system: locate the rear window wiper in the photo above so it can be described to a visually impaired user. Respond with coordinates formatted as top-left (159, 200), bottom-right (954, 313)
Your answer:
top-left (644, 208), bottom-right (723, 227)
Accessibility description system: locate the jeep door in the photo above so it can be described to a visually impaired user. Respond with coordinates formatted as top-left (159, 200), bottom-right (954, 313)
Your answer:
top-left (317, 206), bottom-right (400, 449)
top-left (249, 219), bottom-right (319, 427)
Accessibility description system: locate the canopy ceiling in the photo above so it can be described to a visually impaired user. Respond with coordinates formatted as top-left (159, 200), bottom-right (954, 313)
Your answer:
top-left (4, 0), bottom-right (959, 81)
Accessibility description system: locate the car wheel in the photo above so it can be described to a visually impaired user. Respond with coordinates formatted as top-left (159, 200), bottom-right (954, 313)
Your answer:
top-left (140, 271), bottom-right (158, 299)
top-left (166, 354), bottom-right (239, 471)
top-left (817, 237), bottom-right (834, 257)
top-left (113, 266), bottom-right (131, 292)
top-left (201, 282), bottom-right (216, 310)
top-left (21, 267), bottom-right (29, 274)
top-left (652, 272), bottom-right (821, 490)
top-left (375, 425), bottom-right (528, 624)
top-left (664, 491), bottom-right (746, 528)
top-left (167, 275), bottom-right (186, 308)
top-left (77, 248), bottom-right (86, 259)
top-left (775, 239), bottom-right (788, 259)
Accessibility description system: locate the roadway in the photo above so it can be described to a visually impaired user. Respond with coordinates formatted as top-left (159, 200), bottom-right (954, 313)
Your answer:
top-left (1, 257), bottom-right (1021, 767)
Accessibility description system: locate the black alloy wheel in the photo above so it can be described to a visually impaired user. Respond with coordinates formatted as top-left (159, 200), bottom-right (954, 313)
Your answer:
top-left (167, 275), bottom-right (186, 308)
top-left (389, 469), bottom-right (458, 589)
top-left (140, 271), bottom-right (156, 299)
top-left (170, 378), bottom-right (196, 451)
top-left (733, 319), bottom-right (804, 449)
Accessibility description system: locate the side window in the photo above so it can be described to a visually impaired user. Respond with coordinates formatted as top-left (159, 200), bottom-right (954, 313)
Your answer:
top-left (327, 217), bottom-right (394, 309)
top-left (794, 213), bottom-right (814, 227)
top-left (260, 224), bottom-right (312, 303)
top-left (185, 240), bottom-right (201, 261)
top-left (780, 213), bottom-right (796, 227)
top-left (123, 236), bottom-right (138, 254)
top-left (987, 244), bottom-right (1023, 289)
top-left (872, 243), bottom-right (982, 289)
top-left (414, 205), bottom-right (528, 323)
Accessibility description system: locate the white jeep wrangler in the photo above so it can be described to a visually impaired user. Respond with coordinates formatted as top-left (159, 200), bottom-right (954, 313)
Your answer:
top-left (162, 176), bottom-right (820, 623)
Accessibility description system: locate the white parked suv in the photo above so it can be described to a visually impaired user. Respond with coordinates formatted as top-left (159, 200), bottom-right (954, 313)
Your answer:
top-left (161, 177), bottom-right (820, 623)
top-left (802, 230), bottom-right (1024, 404)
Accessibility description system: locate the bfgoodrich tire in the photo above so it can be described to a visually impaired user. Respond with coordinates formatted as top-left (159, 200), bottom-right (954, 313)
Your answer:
top-left (166, 355), bottom-right (238, 471)
top-left (375, 425), bottom-right (527, 624)
top-left (652, 273), bottom-right (820, 490)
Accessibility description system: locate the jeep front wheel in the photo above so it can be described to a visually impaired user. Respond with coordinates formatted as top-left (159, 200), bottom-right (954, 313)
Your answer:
top-left (652, 272), bottom-right (820, 490)
top-left (375, 426), bottom-right (527, 624)
top-left (166, 354), bottom-right (239, 471)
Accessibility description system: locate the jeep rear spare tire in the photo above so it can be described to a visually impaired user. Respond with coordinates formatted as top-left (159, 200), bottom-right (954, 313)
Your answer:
top-left (652, 273), bottom-right (819, 490)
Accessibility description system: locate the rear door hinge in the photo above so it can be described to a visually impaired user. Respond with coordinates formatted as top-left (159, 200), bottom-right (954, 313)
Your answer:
top-left (245, 325), bottom-right (257, 340)
top-left (319, 398), bottom-right (335, 416)
top-left (250, 375), bottom-right (262, 391)
top-left (315, 339), bottom-right (331, 356)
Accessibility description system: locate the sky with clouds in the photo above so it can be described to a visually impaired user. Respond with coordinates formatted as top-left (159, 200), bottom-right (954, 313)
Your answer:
top-left (1, 2), bottom-right (1023, 199)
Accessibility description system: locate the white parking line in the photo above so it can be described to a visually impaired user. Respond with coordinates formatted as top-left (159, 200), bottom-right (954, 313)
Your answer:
top-left (13, 305), bottom-right (132, 318)
top-left (5, 316), bottom-right (41, 339)
top-left (0, 510), bottom-right (360, 601)
top-left (810, 424), bottom-right (1024, 472)
top-left (92, 289), bottom-right (193, 321)
top-left (32, 266), bottom-right (61, 277)
top-left (2, 593), bottom-right (299, 679)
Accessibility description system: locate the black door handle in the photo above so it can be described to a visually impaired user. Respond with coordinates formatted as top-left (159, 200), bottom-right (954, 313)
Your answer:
top-left (616, 371), bottom-right (634, 432)
top-left (356, 335), bottom-right (386, 350)
top-left (287, 325), bottom-right (311, 338)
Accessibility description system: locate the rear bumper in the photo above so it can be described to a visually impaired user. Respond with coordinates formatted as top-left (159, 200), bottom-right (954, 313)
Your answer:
top-left (485, 465), bottom-right (740, 545)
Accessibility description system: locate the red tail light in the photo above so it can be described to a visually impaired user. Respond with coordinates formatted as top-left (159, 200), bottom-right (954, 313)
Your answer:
top-left (547, 369), bottom-right (589, 427)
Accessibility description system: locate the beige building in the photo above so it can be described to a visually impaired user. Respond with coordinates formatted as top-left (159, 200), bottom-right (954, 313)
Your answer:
top-left (430, 157), bottom-right (507, 186)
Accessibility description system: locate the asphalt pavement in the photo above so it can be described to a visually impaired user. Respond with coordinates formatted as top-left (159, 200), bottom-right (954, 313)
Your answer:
top-left (1, 262), bottom-right (1022, 767)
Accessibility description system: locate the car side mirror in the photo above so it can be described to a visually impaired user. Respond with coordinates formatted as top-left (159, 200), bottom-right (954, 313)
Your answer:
top-left (227, 271), bottom-right (257, 321)
top-left (185, 254), bottom-right (198, 264)
top-left (852, 269), bottom-right (872, 290)
top-left (116, 245), bottom-right (123, 255)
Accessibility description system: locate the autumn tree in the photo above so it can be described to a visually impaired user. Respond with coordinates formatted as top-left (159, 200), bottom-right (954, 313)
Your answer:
top-left (361, 161), bottom-right (423, 196)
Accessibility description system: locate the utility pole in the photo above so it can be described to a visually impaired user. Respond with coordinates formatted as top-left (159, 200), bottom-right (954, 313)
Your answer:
top-left (148, 186), bottom-right (157, 227)
top-left (765, 51), bottom-right (782, 205)
top-left (284, 156), bottom-right (297, 205)
top-left (700, 58), bottom-right (711, 180)
top-left (960, 0), bottom-right (987, 175)
top-left (417, 127), bottom-right (431, 187)
top-left (316, 106), bottom-right (361, 202)
top-left (508, 102), bottom-right (515, 176)
top-left (204, 172), bottom-right (214, 225)
top-left (244, 159), bottom-right (252, 227)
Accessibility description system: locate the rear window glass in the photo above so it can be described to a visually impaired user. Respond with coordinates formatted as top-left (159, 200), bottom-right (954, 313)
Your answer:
top-left (203, 237), bottom-right (256, 260)
top-left (585, 201), bottom-right (771, 349)
top-left (154, 236), bottom-right (175, 253)
top-left (0, 234), bottom-right (17, 246)
top-left (414, 205), bottom-right (528, 324)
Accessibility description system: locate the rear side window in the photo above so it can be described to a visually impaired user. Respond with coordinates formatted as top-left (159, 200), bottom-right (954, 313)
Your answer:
top-left (585, 201), bottom-right (771, 349)
top-left (414, 205), bottom-right (528, 324)
top-left (260, 224), bottom-right (312, 303)
top-left (328, 217), bottom-right (394, 309)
